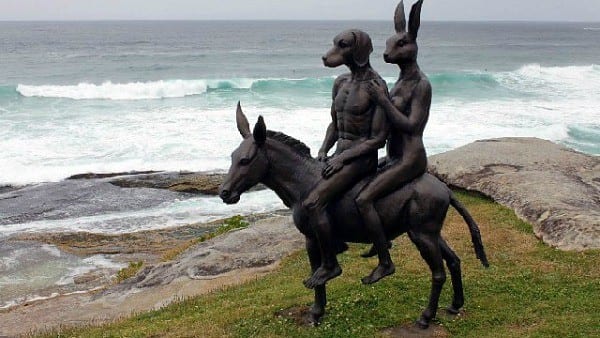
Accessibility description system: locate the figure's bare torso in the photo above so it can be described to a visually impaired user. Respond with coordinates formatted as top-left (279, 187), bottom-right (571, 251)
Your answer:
top-left (387, 74), bottom-right (430, 161)
top-left (333, 74), bottom-right (378, 153)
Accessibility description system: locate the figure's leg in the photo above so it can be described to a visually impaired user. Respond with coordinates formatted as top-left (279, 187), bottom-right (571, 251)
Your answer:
top-left (302, 161), bottom-right (370, 288)
top-left (439, 237), bottom-right (464, 314)
top-left (355, 167), bottom-right (404, 284)
top-left (356, 160), bottom-right (426, 284)
top-left (408, 229), bottom-right (446, 329)
top-left (302, 198), bottom-right (341, 289)
top-left (305, 237), bottom-right (327, 325)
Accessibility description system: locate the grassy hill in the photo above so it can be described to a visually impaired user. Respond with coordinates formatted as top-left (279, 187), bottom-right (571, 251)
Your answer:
top-left (42, 191), bottom-right (600, 337)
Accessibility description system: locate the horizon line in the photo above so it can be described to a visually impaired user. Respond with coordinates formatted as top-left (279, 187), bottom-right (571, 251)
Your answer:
top-left (1, 19), bottom-right (599, 24)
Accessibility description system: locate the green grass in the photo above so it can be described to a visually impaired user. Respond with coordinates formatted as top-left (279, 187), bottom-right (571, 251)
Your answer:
top-left (42, 192), bottom-right (600, 337)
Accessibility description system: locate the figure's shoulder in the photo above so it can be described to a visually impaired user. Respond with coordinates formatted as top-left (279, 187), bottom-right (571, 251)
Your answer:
top-left (334, 73), bottom-right (351, 85)
top-left (417, 74), bottom-right (432, 91)
top-left (333, 73), bottom-right (351, 92)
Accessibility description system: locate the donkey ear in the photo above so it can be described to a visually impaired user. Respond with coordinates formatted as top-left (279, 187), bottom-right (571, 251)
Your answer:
top-left (394, 1), bottom-right (407, 33)
top-left (408, 0), bottom-right (424, 39)
top-left (253, 116), bottom-right (267, 146)
top-left (351, 30), bottom-right (373, 68)
top-left (236, 101), bottom-right (251, 139)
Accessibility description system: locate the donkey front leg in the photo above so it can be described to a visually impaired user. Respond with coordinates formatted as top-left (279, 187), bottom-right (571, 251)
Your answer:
top-left (305, 237), bottom-right (327, 325)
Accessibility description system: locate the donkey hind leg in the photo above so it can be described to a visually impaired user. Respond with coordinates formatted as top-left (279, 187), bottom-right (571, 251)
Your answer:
top-left (439, 237), bottom-right (464, 314)
top-left (305, 237), bottom-right (327, 325)
top-left (408, 230), bottom-right (446, 329)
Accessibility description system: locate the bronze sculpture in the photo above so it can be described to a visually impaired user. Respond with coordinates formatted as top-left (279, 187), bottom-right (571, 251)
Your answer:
top-left (219, 104), bottom-right (489, 328)
top-left (219, 0), bottom-right (489, 329)
top-left (302, 29), bottom-right (390, 289)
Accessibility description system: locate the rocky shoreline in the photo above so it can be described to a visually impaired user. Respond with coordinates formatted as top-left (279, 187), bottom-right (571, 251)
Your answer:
top-left (0, 138), bottom-right (598, 336)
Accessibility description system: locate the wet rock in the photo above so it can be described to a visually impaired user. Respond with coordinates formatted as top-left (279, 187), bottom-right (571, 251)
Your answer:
top-left (429, 137), bottom-right (599, 251)
top-left (0, 179), bottom-right (193, 225)
top-left (109, 215), bottom-right (303, 293)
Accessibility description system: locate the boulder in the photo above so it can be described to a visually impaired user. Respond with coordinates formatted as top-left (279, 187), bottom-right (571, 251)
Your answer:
top-left (107, 215), bottom-right (303, 294)
top-left (429, 137), bottom-right (599, 251)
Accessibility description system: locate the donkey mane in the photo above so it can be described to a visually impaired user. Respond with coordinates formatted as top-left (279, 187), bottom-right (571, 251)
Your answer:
top-left (266, 130), bottom-right (312, 158)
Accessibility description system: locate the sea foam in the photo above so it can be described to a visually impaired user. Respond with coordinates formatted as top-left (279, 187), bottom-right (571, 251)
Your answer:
top-left (15, 78), bottom-right (327, 100)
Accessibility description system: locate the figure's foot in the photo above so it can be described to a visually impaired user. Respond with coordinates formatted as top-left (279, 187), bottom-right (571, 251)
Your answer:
top-left (361, 263), bottom-right (395, 285)
top-left (360, 241), bottom-right (393, 258)
top-left (303, 265), bottom-right (342, 289)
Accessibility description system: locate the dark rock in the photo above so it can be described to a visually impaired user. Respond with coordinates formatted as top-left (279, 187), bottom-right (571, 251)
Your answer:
top-left (429, 137), bottom-right (599, 251)
top-left (0, 179), bottom-right (193, 225)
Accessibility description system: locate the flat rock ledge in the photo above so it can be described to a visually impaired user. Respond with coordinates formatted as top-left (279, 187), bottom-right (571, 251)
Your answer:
top-left (109, 214), bottom-right (304, 294)
top-left (0, 215), bottom-right (303, 336)
top-left (428, 137), bottom-right (599, 251)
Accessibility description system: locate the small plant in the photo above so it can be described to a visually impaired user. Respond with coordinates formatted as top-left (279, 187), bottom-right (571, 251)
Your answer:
top-left (161, 215), bottom-right (250, 262)
top-left (115, 261), bottom-right (143, 283)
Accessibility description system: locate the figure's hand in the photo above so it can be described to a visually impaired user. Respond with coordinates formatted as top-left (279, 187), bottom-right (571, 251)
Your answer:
top-left (366, 80), bottom-right (388, 104)
top-left (317, 151), bottom-right (328, 162)
top-left (322, 156), bottom-right (344, 178)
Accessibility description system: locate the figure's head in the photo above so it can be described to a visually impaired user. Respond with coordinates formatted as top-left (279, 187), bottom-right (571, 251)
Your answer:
top-left (219, 102), bottom-right (269, 205)
top-left (322, 29), bottom-right (373, 68)
top-left (383, 0), bottom-right (424, 65)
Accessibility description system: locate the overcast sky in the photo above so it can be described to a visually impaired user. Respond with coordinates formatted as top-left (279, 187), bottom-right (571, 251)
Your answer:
top-left (2, 0), bottom-right (600, 22)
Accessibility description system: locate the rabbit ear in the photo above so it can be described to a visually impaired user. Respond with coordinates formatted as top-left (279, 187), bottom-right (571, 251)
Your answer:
top-left (236, 101), bottom-right (251, 139)
top-left (408, 0), bottom-right (424, 39)
top-left (394, 1), bottom-right (407, 33)
top-left (351, 30), bottom-right (373, 67)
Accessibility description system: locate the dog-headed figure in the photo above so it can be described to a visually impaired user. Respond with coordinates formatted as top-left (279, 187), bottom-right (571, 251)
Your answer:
top-left (301, 29), bottom-right (389, 288)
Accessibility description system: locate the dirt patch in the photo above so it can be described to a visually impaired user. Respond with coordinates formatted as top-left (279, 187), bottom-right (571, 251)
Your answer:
top-left (274, 305), bottom-right (315, 327)
top-left (381, 322), bottom-right (449, 338)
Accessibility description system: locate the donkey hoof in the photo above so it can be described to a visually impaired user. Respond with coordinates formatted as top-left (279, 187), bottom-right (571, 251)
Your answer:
top-left (416, 317), bottom-right (430, 329)
top-left (446, 305), bottom-right (460, 315)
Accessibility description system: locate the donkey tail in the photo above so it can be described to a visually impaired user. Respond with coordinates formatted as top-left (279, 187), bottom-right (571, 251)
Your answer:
top-left (450, 193), bottom-right (490, 267)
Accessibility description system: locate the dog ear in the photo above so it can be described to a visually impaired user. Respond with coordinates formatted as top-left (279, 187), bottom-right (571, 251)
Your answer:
top-left (351, 30), bottom-right (373, 68)
top-left (253, 116), bottom-right (267, 146)
top-left (236, 101), bottom-right (251, 139)
top-left (408, 0), bottom-right (424, 40)
top-left (394, 1), bottom-right (407, 33)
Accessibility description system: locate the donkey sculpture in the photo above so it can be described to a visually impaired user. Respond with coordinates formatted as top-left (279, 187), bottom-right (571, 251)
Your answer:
top-left (219, 104), bottom-right (489, 328)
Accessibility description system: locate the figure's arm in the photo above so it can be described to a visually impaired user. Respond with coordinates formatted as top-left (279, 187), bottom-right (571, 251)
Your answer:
top-left (318, 77), bottom-right (344, 161)
top-left (317, 103), bottom-right (338, 161)
top-left (371, 80), bottom-right (431, 133)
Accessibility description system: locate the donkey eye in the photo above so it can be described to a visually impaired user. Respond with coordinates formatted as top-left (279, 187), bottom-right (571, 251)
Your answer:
top-left (239, 158), bottom-right (251, 166)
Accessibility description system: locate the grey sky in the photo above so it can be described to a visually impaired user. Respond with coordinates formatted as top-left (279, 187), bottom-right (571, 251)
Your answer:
top-left (2, 0), bottom-right (600, 22)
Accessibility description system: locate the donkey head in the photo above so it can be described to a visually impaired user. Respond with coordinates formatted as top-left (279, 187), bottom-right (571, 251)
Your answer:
top-left (383, 0), bottom-right (424, 65)
top-left (219, 102), bottom-right (269, 204)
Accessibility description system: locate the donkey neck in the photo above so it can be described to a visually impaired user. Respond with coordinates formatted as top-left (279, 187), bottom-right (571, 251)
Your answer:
top-left (261, 139), bottom-right (321, 208)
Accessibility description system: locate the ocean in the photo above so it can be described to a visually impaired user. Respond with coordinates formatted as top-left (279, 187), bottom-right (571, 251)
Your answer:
top-left (0, 20), bottom-right (599, 309)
